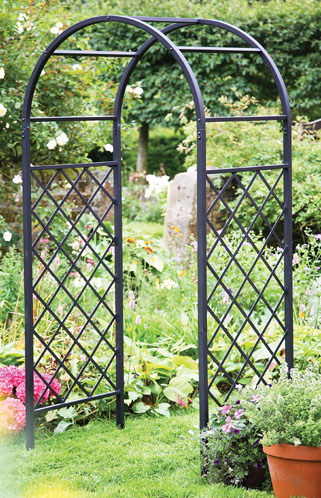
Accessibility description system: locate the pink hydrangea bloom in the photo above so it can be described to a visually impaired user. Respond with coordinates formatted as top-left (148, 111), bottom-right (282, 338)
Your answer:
top-left (0, 397), bottom-right (26, 435)
top-left (221, 404), bottom-right (232, 415)
top-left (16, 372), bottom-right (61, 404)
top-left (8, 366), bottom-right (25, 387)
top-left (0, 366), bottom-right (13, 396)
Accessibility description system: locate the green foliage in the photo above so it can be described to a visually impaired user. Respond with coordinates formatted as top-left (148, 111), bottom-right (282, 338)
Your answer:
top-left (243, 364), bottom-right (321, 447)
top-left (201, 398), bottom-right (270, 489)
top-left (179, 96), bottom-right (321, 237)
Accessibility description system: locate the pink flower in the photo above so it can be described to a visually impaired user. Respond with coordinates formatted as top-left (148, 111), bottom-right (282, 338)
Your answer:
top-left (129, 290), bottom-right (135, 300)
top-left (234, 409), bottom-right (243, 419)
top-left (311, 307), bottom-right (315, 317)
top-left (8, 366), bottom-right (25, 387)
top-left (221, 404), bottom-right (232, 415)
top-left (39, 238), bottom-right (50, 244)
top-left (0, 397), bottom-right (26, 435)
top-left (129, 299), bottom-right (135, 309)
top-left (292, 253), bottom-right (299, 265)
top-left (222, 422), bottom-right (234, 434)
top-left (251, 394), bottom-right (259, 403)
top-left (306, 287), bottom-right (311, 296)
top-left (225, 415), bottom-right (233, 422)
top-left (223, 292), bottom-right (229, 304)
top-left (109, 246), bottom-right (115, 256)
top-left (54, 255), bottom-right (60, 266)
top-left (300, 303), bottom-right (305, 312)
top-left (0, 367), bottom-right (13, 397)
top-left (135, 315), bottom-right (141, 325)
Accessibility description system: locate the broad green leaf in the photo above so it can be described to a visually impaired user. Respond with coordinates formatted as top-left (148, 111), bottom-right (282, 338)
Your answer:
top-left (54, 420), bottom-right (73, 434)
top-left (45, 410), bottom-right (58, 422)
top-left (142, 253), bottom-right (164, 272)
top-left (132, 401), bottom-right (151, 414)
top-left (128, 391), bottom-right (141, 401)
top-left (58, 406), bottom-right (77, 419)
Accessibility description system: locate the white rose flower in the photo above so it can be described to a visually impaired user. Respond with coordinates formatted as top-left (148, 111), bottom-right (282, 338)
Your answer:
top-left (104, 143), bottom-right (113, 153)
top-left (72, 64), bottom-right (82, 71)
top-left (47, 138), bottom-right (57, 150)
top-left (133, 86), bottom-right (143, 97)
top-left (0, 104), bottom-right (7, 118)
top-left (18, 13), bottom-right (28, 22)
top-left (56, 132), bottom-right (69, 146)
top-left (0, 68), bottom-right (5, 79)
top-left (13, 174), bottom-right (22, 184)
top-left (50, 26), bottom-right (59, 35)
top-left (3, 231), bottom-right (12, 242)
top-left (126, 85), bottom-right (133, 94)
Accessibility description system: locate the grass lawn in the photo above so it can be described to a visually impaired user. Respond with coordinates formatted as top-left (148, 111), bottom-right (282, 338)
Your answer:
top-left (1, 411), bottom-right (274, 498)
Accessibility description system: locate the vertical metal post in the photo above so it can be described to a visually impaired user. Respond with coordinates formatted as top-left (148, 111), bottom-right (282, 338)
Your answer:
top-left (197, 122), bottom-right (208, 429)
top-left (283, 118), bottom-right (293, 371)
top-left (22, 121), bottom-right (34, 449)
top-left (113, 118), bottom-right (124, 428)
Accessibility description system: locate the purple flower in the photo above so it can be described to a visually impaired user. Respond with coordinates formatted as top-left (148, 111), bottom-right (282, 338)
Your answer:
top-left (214, 459), bottom-right (220, 465)
top-left (314, 234), bottom-right (321, 241)
top-left (235, 400), bottom-right (241, 405)
top-left (254, 438), bottom-right (260, 446)
top-left (255, 459), bottom-right (263, 470)
top-left (233, 428), bottom-right (241, 434)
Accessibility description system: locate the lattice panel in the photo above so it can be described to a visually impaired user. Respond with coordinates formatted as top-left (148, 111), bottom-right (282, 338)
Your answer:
top-left (30, 166), bottom-right (118, 409)
top-left (206, 169), bottom-right (288, 404)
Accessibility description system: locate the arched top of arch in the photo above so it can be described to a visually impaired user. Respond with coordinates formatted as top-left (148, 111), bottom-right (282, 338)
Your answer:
top-left (22, 15), bottom-right (291, 128)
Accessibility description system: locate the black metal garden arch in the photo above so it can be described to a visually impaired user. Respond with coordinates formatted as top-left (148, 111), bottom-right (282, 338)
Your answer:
top-left (22, 16), bottom-right (293, 449)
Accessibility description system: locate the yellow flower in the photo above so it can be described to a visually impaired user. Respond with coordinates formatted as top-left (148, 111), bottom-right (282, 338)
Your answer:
top-left (300, 312), bottom-right (305, 319)
top-left (181, 269), bottom-right (185, 277)
top-left (126, 237), bottom-right (136, 244)
top-left (144, 246), bottom-right (154, 253)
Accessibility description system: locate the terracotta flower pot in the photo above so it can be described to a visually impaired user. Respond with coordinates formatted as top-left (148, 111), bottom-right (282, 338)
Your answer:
top-left (263, 444), bottom-right (321, 498)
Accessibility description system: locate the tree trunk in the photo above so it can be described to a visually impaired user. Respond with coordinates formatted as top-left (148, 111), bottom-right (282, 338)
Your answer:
top-left (136, 122), bottom-right (149, 173)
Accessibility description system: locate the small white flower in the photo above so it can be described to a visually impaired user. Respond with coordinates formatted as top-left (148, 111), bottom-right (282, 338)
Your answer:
top-left (160, 279), bottom-right (178, 290)
top-left (16, 22), bottom-right (24, 34)
top-left (187, 429), bottom-right (194, 435)
top-left (3, 231), bottom-right (12, 242)
top-left (18, 13), bottom-right (28, 22)
top-left (126, 85), bottom-right (133, 94)
top-left (104, 143), bottom-right (113, 153)
top-left (40, 70), bottom-right (46, 76)
top-left (47, 138), bottom-right (57, 150)
top-left (5, 123), bottom-right (9, 129)
top-left (0, 104), bottom-right (7, 118)
top-left (56, 132), bottom-right (69, 146)
top-left (56, 21), bottom-right (63, 29)
top-left (50, 26), bottom-right (59, 35)
top-left (12, 174), bottom-right (22, 184)
top-left (0, 68), bottom-right (5, 80)
top-left (72, 64), bottom-right (82, 71)
top-left (133, 86), bottom-right (143, 97)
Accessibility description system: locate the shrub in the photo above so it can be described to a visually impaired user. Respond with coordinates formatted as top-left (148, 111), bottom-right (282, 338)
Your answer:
top-left (243, 364), bottom-right (321, 447)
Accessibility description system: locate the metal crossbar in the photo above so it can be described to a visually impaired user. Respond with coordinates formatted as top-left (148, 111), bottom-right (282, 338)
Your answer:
top-left (22, 15), bottom-right (292, 449)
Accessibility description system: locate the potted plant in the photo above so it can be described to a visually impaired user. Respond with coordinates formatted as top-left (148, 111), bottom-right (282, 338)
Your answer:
top-left (243, 364), bottom-right (321, 498)
top-left (200, 396), bottom-right (271, 490)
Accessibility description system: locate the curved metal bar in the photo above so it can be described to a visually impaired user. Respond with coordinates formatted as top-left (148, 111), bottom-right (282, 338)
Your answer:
top-left (22, 15), bottom-right (205, 124)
